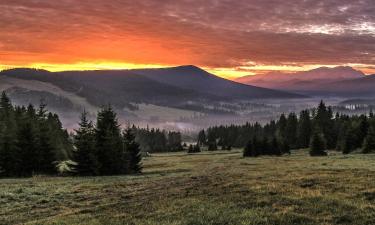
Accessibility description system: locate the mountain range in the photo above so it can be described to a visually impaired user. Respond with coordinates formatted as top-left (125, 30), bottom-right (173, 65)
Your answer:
top-left (0, 66), bottom-right (302, 127)
top-left (235, 66), bottom-right (375, 97)
top-left (0, 66), bottom-right (301, 108)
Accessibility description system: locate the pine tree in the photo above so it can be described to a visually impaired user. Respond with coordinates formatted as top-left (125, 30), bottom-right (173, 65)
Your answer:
top-left (123, 127), bottom-right (142, 174)
top-left (343, 127), bottom-right (357, 154)
top-left (277, 114), bottom-right (288, 140)
top-left (197, 130), bottom-right (207, 146)
top-left (363, 125), bottom-right (375, 154)
top-left (188, 144), bottom-right (194, 153)
top-left (36, 118), bottom-right (58, 174)
top-left (286, 113), bottom-right (298, 149)
top-left (357, 116), bottom-right (369, 148)
top-left (16, 115), bottom-right (38, 177)
top-left (314, 101), bottom-right (335, 149)
top-left (208, 141), bottom-right (217, 151)
top-left (243, 136), bottom-right (261, 157)
top-left (0, 92), bottom-right (19, 177)
top-left (243, 140), bottom-right (252, 157)
top-left (270, 137), bottom-right (281, 156)
top-left (95, 105), bottom-right (124, 175)
top-left (309, 130), bottom-right (327, 156)
top-left (73, 111), bottom-right (99, 176)
top-left (297, 110), bottom-right (312, 148)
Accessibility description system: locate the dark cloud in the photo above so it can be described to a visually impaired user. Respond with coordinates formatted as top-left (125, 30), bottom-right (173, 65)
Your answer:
top-left (0, 0), bottom-right (374, 69)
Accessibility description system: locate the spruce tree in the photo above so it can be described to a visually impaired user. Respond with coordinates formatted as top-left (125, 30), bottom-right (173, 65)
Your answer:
top-left (16, 116), bottom-right (38, 177)
top-left (243, 136), bottom-right (261, 157)
top-left (286, 113), bottom-right (298, 149)
top-left (309, 130), bottom-right (327, 156)
top-left (270, 137), bottom-right (282, 156)
top-left (95, 105), bottom-right (124, 175)
top-left (208, 141), bottom-right (217, 151)
top-left (363, 125), bottom-right (375, 154)
top-left (73, 111), bottom-right (99, 176)
top-left (123, 127), bottom-right (142, 174)
top-left (342, 127), bottom-right (357, 154)
top-left (197, 130), bottom-right (207, 146)
top-left (243, 140), bottom-right (252, 157)
top-left (314, 101), bottom-right (335, 149)
top-left (0, 92), bottom-right (19, 177)
top-left (188, 144), bottom-right (194, 153)
top-left (297, 110), bottom-right (312, 148)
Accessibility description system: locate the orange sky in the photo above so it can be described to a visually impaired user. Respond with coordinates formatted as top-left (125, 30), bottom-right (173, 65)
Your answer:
top-left (1, 0), bottom-right (375, 79)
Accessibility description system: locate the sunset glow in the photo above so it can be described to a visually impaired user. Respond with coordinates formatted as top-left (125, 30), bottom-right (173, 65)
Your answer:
top-left (1, 0), bottom-right (375, 78)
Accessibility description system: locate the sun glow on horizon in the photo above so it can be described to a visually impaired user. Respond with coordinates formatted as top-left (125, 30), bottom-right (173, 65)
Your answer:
top-left (1, 62), bottom-right (374, 80)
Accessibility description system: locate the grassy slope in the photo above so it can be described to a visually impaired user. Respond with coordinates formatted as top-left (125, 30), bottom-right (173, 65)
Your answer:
top-left (1, 150), bottom-right (375, 225)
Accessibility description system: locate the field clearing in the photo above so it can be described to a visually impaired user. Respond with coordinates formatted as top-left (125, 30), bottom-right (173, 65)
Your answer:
top-left (1, 150), bottom-right (375, 225)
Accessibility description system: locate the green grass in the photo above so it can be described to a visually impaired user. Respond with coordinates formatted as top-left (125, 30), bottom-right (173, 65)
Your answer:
top-left (1, 150), bottom-right (375, 225)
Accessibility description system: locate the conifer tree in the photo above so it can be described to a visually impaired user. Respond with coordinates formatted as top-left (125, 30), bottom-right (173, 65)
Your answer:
top-left (309, 130), bottom-right (327, 156)
top-left (95, 105), bottom-right (124, 175)
top-left (297, 110), bottom-right (312, 148)
top-left (243, 136), bottom-right (261, 157)
top-left (343, 127), bottom-right (357, 154)
top-left (16, 114), bottom-right (38, 177)
top-left (188, 144), bottom-right (194, 153)
top-left (363, 125), bottom-right (375, 154)
top-left (314, 101), bottom-right (335, 149)
top-left (0, 92), bottom-right (19, 176)
top-left (286, 113), bottom-right (298, 148)
top-left (243, 139), bottom-right (255, 157)
top-left (123, 127), bottom-right (142, 174)
top-left (197, 130), bottom-right (207, 146)
top-left (73, 111), bottom-right (99, 176)
top-left (208, 141), bottom-right (217, 151)
top-left (270, 137), bottom-right (282, 156)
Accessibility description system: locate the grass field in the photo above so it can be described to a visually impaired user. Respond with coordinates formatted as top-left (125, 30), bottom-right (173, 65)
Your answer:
top-left (1, 150), bottom-right (375, 225)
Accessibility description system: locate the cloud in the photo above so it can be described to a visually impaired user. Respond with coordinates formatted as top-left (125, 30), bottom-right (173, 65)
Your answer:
top-left (0, 0), bottom-right (374, 71)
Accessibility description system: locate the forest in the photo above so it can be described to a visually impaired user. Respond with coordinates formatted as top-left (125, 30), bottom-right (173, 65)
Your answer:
top-left (197, 101), bottom-right (375, 157)
top-left (0, 92), bottom-right (143, 177)
top-left (2, 90), bottom-right (375, 178)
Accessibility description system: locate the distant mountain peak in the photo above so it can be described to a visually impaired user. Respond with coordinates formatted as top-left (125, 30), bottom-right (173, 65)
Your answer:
top-left (0, 68), bottom-right (51, 76)
top-left (168, 65), bottom-right (208, 74)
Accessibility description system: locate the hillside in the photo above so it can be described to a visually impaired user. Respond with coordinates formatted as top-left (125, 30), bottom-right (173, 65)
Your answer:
top-left (1, 150), bottom-right (374, 225)
top-left (133, 65), bottom-right (302, 99)
top-left (325, 74), bottom-right (375, 97)
top-left (0, 67), bottom-right (302, 107)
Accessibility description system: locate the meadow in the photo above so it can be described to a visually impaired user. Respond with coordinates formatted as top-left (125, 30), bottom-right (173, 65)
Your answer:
top-left (1, 150), bottom-right (375, 225)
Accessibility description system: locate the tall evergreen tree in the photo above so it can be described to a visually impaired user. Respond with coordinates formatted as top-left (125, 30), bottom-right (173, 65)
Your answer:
top-left (0, 92), bottom-right (19, 177)
top-left (197, 130), bottom-right (207, 146)
top-left (314, 101), bottom-right (335, 149)
top-left (73, 111), bottom-right (99, 176)
top-left (286, 113), bottom-right (298, 148)
top-left (16, 114), bottom-right (38, 177)
top-left (363, 125), bottom-right (375, 154)
top-left (343, 127), bottom-right (357, 154)
top-left (123, 127), bottom-right (142, 174)
top-left (95, 105), bottom-right (124, 175)
top-left (297, 110), bottom-right (312, 148)
top-left (309, 130), bottom-right (327, 156)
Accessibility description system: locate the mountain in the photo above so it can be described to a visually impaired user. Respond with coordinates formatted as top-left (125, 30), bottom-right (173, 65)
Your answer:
top-left (235, 66), bottom-right (365, 94)
top-left (132, 65), bottom-right (302, 99)
top-left (0, 66), bottom-right (302, 109)
top-left (323, 74), bottom-right (375, 97)
top-left (0, 66), bottom-right (303, 128)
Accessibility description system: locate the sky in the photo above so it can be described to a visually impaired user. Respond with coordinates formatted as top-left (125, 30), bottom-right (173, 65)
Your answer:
top-left (1, 0), bottom-right (375, 79)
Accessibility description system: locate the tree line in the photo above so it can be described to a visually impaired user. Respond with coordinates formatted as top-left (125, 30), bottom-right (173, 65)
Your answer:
top-left (197, 101), bottom-right (375, 157)
top-left (0, 92), bottom-right (142, 177)
top-left (134, 127), bottom-right (183, 153)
